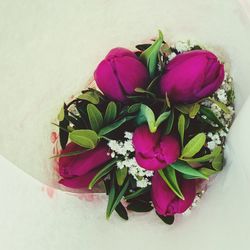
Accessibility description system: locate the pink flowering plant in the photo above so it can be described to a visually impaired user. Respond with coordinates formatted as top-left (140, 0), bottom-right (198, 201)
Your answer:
top-left (53, 31), bottom-right (235, 224)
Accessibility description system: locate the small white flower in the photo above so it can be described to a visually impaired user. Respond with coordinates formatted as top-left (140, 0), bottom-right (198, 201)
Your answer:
top-left (207, 141), bottom-right (216, 150)
top-left (168, 52), bottom-right (177, 61)
top-left (137, 179), bottom-right (149, 188)
top-left (111, 152), bottom-right (116, 158)
top-left (124, 131), bottom-right (133, 140)
top-left (175, 41), bottom-right (190, 52)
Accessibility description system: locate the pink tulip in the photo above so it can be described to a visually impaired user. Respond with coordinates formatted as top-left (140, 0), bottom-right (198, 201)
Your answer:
top-left (94, 48), bottom-right (149, 101)
top-left (132, 125), bottom-right (180, 170)
top-left (58, 143), bottom-right (111, 189)
top-left (160, 50), bottom-right (224, 103)
top-left (152, 172), bottom-right (196, 216)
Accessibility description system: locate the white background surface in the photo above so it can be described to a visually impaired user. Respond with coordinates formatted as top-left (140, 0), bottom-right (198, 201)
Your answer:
top-left (0, 0), bottom-right (250, 249)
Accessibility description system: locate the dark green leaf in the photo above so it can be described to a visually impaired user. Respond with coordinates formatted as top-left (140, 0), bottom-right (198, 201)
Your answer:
top-left (99, 116), bottom-right (135, 136)
top-left (69, 129), bottom-right (99, 149)
top-left (199, 106), bottom-right (224, 128)
top-left (127, 201), bottom-right (153, 212)
top-left (104, 101), bottom-right (117, 125)
top-left (135, 43), bottom-right (151, 51)
top-left (106, 176), bottom-right (116, 219)
top-left (87, 104), bottom-right (103, 132)
top-left (88, 159), bottom-right (117, 189)
top-left (158, 167), bottom-right (184, 200)
top-left (125, 186), bottom-right (151, 200)
top-left (115, 202), bottom-right (128, 220)
top-left (156, 213), bottom-right (175, 225)
top-left (59, 104), bottom-right (69, 149)
top-left (170, 161), bottom-right (208, 180)
top-left (106, 178), bottom-right (130, 219)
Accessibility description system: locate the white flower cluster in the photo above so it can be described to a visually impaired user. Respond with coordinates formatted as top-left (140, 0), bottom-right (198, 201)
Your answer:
top-left (107, 132), bottom-right (154, 188)
top-left (202, 72), bottom-right (235, 150)
top-left (167, 40), bottom-right (199, 61)
top-left (182, 191), bottom-right (205, 216)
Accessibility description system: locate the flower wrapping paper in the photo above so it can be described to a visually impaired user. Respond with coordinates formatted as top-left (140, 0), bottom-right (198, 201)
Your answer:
top-left (0, 0), bottom-right (250, 248)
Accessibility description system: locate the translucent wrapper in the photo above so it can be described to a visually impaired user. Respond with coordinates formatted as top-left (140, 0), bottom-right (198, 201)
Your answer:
top-left (1, 0), bottom-right (250, 249)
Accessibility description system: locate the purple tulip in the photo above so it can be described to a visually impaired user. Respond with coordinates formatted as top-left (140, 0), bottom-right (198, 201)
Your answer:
top-left (94, 48), bottom-right (149, 101)
top-left (132, 125), bottom-right (180, 170)
top-left (58, 143), bottom-right (111, 189)
top-left (152, 172), bottom-right (196, 216)
top-left (160, 50), bottom-right (225, 103)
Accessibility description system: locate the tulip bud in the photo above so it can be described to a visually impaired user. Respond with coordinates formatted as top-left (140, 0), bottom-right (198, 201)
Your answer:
top-left (151, 173), bottom-right (196, 216)
top-left (94, 48), bottom-right (149, 101)
top-left (160, 50), bottom-right (225, 103)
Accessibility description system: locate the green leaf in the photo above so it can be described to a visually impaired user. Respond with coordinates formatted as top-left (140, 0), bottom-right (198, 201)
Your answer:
top-left (155, 111), bottom-right (171, 128)
top-left (212, 154), bottom-right (224, 171)
top-left (116, 167), bottom-right (128, 186)
top-left (106, 176), bottom-right (116, 219)
top-left (175, 104), bottom-right (192, 114)
top-left (88, 159), bottom-right (117, 189)
top-left (125, 186), bottom-right (150, 200)
top-left (128, 103), bottom-right (141, 113)
top-left (127, 201), bottom-right (153, 212)
top-left (106, 179), bottom-right (130, 219)
top-left (99, 116), bottom-right (135, 136)
top-left (115, 203), bottom-right (128, 220)
top-left (140, 104), bottom-right (156, 132)
top-left (199, 106), bottom-right (224, 128)
top-left (57, 105), bottom-right (65, 121)
top-left (158, 168), bottom-right (184, 200)
top-left (181, 133), bottom-right (206, 158)
top-left (69, 129), bottom-right (99, 149)
top-left (178, 114), bottom-right (185, 147)
top-left (104, 102), bottom-right (117, 125)
top-left (156, 213), bottom-right (175, 225)
top-left (164, 110), bottom-right (174, 135)
top-left (170, 161), bottom-right (208, 180)
top-left (87, 104), bottom-right (103, 132)
top-left (77, 91), bottom-right (100, 104)
top-left (199, 167), bottom-right (218, 177)
top-left (135, 88), bottom-right (156, 97)
top-left (208, 97), bottom-right (230, 114)
top-left (189, 103), bottom-right (200, 118)
top-left (50, 149), bottom-right (87, 159)
top-left (140, 30), bottom-right (164, 78)
top-left (146, 75), bottom-right (160, 91)
top-left (59, 104), bottom-right (69, 149)
top-left (182, 146), bottom-right (222, 163)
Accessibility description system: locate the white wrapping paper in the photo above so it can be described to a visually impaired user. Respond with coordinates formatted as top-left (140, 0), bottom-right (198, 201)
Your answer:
top-left (0, 0), bottom-right (250, 249)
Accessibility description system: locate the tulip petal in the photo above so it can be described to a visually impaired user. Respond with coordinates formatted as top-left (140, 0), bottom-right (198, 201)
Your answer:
top-left (151, 172), bottom-right (196, 216)
top-left (59, 144), bottom-right (111, 178)
top-left (106, 47), bottom-right (137, 59)
top-left (94, 60), bottom-right (125, 101)
top-left (151, 172), bottom-right (176, 215)
top-left (160, 135), bottom-right (180, 165)
top-left (114, 56), bottom-right (149, 95)
top-left (135, 151), bottom-right (166, 170)
top-left (132, 125), bottom-right (160, 154)
top-left (59, 169), bottom-right (98, 189)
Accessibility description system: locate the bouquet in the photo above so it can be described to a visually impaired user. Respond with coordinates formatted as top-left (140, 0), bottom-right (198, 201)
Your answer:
top-left (52, 31), bottom-right (235, 224)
